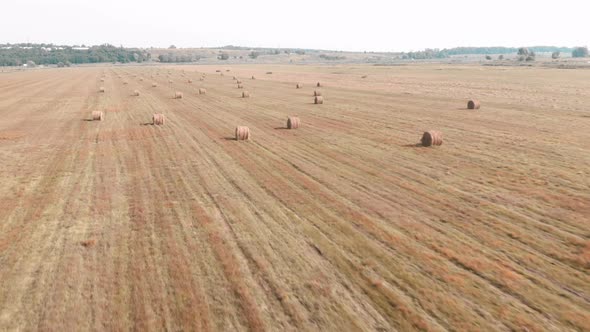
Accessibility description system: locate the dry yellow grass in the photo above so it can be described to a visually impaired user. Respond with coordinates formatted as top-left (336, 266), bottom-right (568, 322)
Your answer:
top-left (0, 65), bottom-right (588, 331)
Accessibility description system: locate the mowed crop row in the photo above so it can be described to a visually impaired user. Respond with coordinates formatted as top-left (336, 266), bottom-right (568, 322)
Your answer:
top-left (0, 64), bottom-right (588, 331)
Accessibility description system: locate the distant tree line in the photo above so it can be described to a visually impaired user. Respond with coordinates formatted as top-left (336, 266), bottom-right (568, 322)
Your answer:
top-left (157, 53), bottom-right (200, 63)
top-left (0, 43), bottom-right (150, 66)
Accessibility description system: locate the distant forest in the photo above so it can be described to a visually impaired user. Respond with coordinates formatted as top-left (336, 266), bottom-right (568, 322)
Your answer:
top-left (0, 43), bottom-right (150, 66)
top-left (0, 43), bottom-right (584, 66)
top-left (401, 46), bottom-right (575, 59)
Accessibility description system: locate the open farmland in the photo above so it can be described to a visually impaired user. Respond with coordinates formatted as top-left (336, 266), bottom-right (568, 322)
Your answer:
top-left (0, 64), bottom-right (589, 331)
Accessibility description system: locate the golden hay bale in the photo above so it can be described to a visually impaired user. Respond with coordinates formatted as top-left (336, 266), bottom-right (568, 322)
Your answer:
top-left (99, 87), bottom-right (105, 93)
top-left (92, 111), bottom-right (104, 121)
top-left (242, 91), bottom-right (250, 98)
top-left (199, 88), bottom-right (207, 94)
top-left (152, 113), bottom-right (166, 125)
top-left (287, 116), bottom-right (300, 129)
top-left (421, 131), bottom-right (443, 147)
top-left (237, 84), bottom-right (243, 89)
top-left (133, 90), bottom-right (140, 96)
top-left (314, 96), bottom-right (324, 104)
top-left (316, 82), bottom-right (322, 87)
top-left (313, 90), bottom-right (322, 96)
top-left (152, 83), bottom-right (158, 87)
top-left (296, 83), bottom-right (303, 89)
top-left (174, 91), bottom-right (183, 99)
top-left (468, 100), bottom-right (481, 110)
top-left (188, 79), bottom-right (193, 83)
top-left (235, 126), bottom-right (250, 140)
top-left (251, 75), bottom-right (256, 80)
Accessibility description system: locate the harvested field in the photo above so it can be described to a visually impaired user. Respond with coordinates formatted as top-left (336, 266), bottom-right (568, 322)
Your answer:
top-left (0, 64), bottom-right (589, 331)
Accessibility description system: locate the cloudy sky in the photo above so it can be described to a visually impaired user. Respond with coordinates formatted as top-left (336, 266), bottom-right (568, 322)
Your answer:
top-left (2, 0), bottom-right (587, 51)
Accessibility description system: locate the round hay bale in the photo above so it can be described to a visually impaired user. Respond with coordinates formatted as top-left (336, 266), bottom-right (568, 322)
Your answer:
top-left (100, 78), bottom-right (105, 82)
top-left (314, 96), bottom-right (324, 104)
top-left (140, 78), bottom-right (144, 81)
top-left (199, 88), bottom-right (207, 94)
top-left (152, 113), bottom-right (166, 125)
top-left (251, 75), bottom-right (256, 80)
top-left (235, 126), bottom-right (250, 140)
top-left (237, 84), bottom-right (243, 89)
top-left (287, 116), bottom-right (300, 129)
top-left (316, 82), bottom-right (321, 87)
top-left (188, 79), bottom-right (193, 83)
top-left (468, 100), bottom-right (481, 110)
top-left (123, 81), bottom-right (128, 85)
top-left (133, 90), bottom-right (140, 96)
top-left (421, 131), bottom-right (443, 147)
top-left (174, 91), bottom-right (183, 99)
top-left (313, 90), bottom-right (322, 96)
top-left (99, 87), bottom-right (105, 93)
top-left (296, 83), bottom-right (303, 89)
top-left (242, 91), bottom-right (250, 98)
top-left (92, 111), bottom-right (104, 121)
top-left (152, 83), bottom-right (158, 87)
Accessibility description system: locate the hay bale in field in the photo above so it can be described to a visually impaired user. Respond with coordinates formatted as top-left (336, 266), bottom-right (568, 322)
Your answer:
top-left (133, 90), bottom-right (140, 96)
top-left (199, 88), bottom-right (207, 94)
top-left (313, 90), bottom-right (322, 96)
top-left (92, 111), bottom-right (104, 121)
top-left (316, 82), bottom-right (322, 87)
top-left (237, 84), bottom-right (243, 89)
top-left (140, 78), bottom-right (144, 81)
top-left (287, 116), bottom-right (300, 129)
top-left (152, 83), bottom-right (158, 87)
top-left (314, 96), bottom-right (324, 104)
top-left (226, 69), bottom-right (230, 72)
top-left (242, 91), bottom-right (250, 98)
top-left (99, 87), bottom-right (105, 93)
top-left (235, 126), bottom-right (250, 140)
top-left (216, 69), bottom-right (221, 72)
top-left (188, 79), bottom-right (193, 83)
top-left (421, 131), bottom-right (443, 147)
top-left (100, 78), bottom-right (105, 82)
top-left (296, 83), bottom-right (303, 89)
top-left (174, 91), bottom-right (183, 99)
top-left (123, 81), bottom-right (129, 85)
top-left (467, 100), bottom-right (481, 110)
top-left (152, 113), bottom-right (166, 125)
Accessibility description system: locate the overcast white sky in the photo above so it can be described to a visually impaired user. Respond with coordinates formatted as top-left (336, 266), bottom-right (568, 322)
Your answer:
top-left (1, 0), bottom-right (587, 51)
